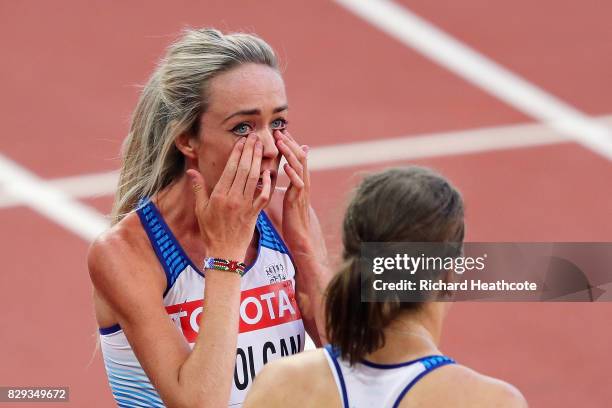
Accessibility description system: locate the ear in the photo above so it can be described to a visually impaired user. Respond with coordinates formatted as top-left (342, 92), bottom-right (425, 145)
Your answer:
top-left (175, 132), bottom-right (199, 159)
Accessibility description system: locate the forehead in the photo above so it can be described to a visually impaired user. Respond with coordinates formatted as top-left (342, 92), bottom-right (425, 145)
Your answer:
top-left (206, 63), bottom-right (286, 117)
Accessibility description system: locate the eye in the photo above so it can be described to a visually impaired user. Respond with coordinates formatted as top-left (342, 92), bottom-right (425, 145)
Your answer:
top-left (271, 118), bottom-right (288, 130)
top-left (231, 123), bottom-right (253, 136)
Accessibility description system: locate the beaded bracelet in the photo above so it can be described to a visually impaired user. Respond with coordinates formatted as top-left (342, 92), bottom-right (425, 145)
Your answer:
top-left (203, 257), bottom-right (246, 276)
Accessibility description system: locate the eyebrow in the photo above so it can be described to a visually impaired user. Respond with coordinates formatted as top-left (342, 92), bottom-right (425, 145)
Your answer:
top-left (221, 104), bottom-right (288, 124)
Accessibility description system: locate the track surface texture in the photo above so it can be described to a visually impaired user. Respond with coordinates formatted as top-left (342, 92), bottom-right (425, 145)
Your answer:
top-left (1, 1), bottom-right (610, 406)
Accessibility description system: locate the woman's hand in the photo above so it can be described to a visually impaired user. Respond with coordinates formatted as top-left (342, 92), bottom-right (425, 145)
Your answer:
top-left (89, 136), bottom-right (271, 408)
top-left (275, 130), bottom-right (330, 344)
top-left (187, 133), bottom-right (272, 262)
top-left (274, 130), bottom-right (317, 253)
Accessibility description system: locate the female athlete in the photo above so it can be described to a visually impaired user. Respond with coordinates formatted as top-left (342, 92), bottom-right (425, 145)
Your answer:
top-left (244, 167), bottom-right (527, 408)
top-left (88, 28), bottom-right (329, 407)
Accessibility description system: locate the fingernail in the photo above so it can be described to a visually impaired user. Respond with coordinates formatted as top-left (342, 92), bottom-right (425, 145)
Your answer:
top-left (302, 145), bottom-right (309, 154)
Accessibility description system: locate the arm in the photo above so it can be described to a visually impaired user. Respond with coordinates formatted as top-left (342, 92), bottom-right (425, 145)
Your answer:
top-left (90, 238), bottom-right (241, 408)
top-left (273, 130), bottom-right (333, 346)
top-left (242, 359), bottom-right (289, 408)
top-left (90, 135), bottom-right (271, 407)
top-left (267, 195), bottom-right (329, 346)
top-left (244, 350), bottom-right (336, 408)
top-left (288, 206), bottom-right (331, 346)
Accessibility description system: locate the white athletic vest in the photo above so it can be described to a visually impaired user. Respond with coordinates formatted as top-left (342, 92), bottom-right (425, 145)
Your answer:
top-left (99, 200), bottom-right (305, 407)
top-left (323, 344), bottom-right (455, 408)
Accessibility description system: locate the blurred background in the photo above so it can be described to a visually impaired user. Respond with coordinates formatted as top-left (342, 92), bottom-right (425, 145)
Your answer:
top-left (1, 0), bottom-right (611, 406)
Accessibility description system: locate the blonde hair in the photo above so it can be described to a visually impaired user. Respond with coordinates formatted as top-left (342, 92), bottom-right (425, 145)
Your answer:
top-left (111, 28), bottom-right (278, 224)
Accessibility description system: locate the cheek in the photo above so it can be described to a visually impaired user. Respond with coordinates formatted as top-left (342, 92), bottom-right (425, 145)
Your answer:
top-left (200, 139), bottom-right (237, 176)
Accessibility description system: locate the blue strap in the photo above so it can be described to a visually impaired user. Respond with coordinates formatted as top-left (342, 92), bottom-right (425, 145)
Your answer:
top-left (135, 197), bottom-right (293, 291)
top-left (392, 355), bottom-right (456, 408)
top-left (136, 199), bottom-right (202, 296)
top-left (135, 199), bottom-right (279, 289)
top-left (257, 211), bottom-right (289, 254)
top-left (99, 323), bottom-right (121, 335)
top-left (324, 345), bottom-right (349, 408)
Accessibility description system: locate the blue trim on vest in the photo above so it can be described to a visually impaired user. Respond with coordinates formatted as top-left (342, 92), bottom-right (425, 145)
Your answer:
top-left (392, 355), bottom-right (456, 408)
top-left (257, 211), bottom-right (290, 254)
top-left (99, 323), bottom-right (122, 335)
top-left (134, 199), bottom-right (284, 283)
top-left (98, 209), bottom-right (290, 335)
top-left (136, 198), bottom-right (203, 297)
top-left (242, 216), bottom-right (263, 276)
top-left (361, 354), bottom-right (451, 369)
top-left (324, 344), bottom-right (349, 408)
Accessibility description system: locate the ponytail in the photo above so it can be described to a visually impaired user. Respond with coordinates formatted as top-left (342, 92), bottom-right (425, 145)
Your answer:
top-left (325, 257), bottom-right (419, 365)
top-left (325, 166), bottom-right (464, 364)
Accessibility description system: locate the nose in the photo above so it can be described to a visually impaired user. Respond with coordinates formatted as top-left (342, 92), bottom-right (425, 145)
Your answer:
top-left (256, 129), bottom-right (279, 160)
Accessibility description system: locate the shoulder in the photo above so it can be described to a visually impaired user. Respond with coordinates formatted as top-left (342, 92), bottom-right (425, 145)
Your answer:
top-left (88, 211), bottom-right (165, 303)
top-left (464, 368), bottom-right (527, 408)
top-left (254, 349), bottom-right (329, 386)
top-left (88, 211), bottom-right (144, 274)
top-left (471, 373), bottom-right (527, 407)
top-left (244, 350), bottom-right (336, 408)
top-left (267, 348), bottom-right (329, 374)
top-left (407, 363), bottom-right (527, 408)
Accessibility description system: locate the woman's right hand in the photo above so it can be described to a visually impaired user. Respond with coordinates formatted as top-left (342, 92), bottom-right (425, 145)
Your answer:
top-left (89, 135), bottom-right (271, 408)
top-left (186, 133), bottom-right (271, 262)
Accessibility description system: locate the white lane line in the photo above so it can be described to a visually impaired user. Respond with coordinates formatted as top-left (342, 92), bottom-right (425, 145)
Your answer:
top-left (2, 117), bottom-right (598, 210)
top-left (0, 154), bottom-right (109, 241)
top-left (308, 120), bottom-right (566, 171)
top-left (2, 115), bottom-right (610, 212)
top-left (0, 170), bottom-right (119, 208)
top-left (334, 0), bottom-right (612, 160)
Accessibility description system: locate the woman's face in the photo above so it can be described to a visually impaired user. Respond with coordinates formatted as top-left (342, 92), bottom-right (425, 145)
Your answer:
top-left (193, 63), bottom-right (286, 199)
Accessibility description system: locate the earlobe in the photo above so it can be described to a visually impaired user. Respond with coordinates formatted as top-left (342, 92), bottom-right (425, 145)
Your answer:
top-left (175, 133), bottom-right (199, 159)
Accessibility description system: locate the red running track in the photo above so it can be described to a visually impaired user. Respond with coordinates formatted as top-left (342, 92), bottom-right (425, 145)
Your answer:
top-left (0, 1), bottom-right (611, 406)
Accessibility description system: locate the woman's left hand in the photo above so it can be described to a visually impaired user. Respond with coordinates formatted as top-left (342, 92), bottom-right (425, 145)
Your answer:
top-left (275, 130), bottom-right (330, 344)
top-left (274, 130), bottom-right (315, 254)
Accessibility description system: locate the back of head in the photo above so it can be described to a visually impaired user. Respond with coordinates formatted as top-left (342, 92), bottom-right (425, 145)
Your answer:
top-left (325, 166), bottom-right (464, 364)
top-left (112, 28), bottom-right (278, 224)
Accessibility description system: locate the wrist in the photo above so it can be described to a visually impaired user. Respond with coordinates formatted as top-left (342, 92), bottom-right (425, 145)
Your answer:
top-left (204, 249), bottom-right (246, 263)
top-left (290, 244), bottom-right (328, 264)
top-left (286, 237), bottom-right (315, 254)
top-left (203, 257), bottom-right (247, 276)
